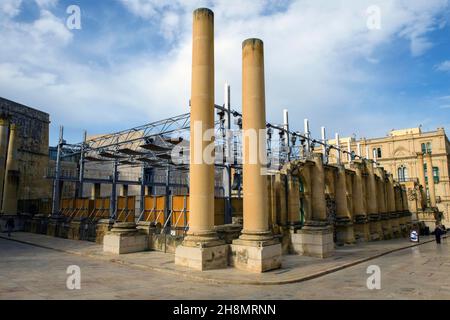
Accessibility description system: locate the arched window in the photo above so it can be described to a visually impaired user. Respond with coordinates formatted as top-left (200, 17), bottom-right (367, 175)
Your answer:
top-left (398, 165), bottom-right (408, 182)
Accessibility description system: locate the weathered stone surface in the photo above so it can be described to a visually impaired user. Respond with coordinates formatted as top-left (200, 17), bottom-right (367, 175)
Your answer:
top-left (30, 214), bottom-right (48, 234)
top-left (95, 219), bottom-right (114, 244)
top-left (67, 218), bottom-right (87, 240)
top-left (230, 242), bottom-right (282, 273)
top-left (291, 226), bottom-right (334, 258)
top-left (353, 223), bottom-right (371, 242)
top-left (175, 244), bottom-right (229, 271)
top-left (103, 232), bottom-right (148, 254)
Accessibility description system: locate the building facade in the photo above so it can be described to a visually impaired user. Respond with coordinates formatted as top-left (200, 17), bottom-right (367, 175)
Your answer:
top-left (328, 127), bottom-right (450, 227)
top-left (0, 97), bottom-right (51, 213)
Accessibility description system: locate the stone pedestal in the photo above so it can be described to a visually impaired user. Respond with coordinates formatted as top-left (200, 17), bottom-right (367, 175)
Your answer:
top-left (369, 214), bottom-right (383, 241)
top-left (46, 215), bottom-right (65, 237)
top-left (68, 217), bottom-right (87, 240)
top-left (380, 214), bottom-right (393, 240)
top-left (389, 213), bottom-right (400, 238)
top-left (353, 215), bottom-right (370, 242)
top-left (30, 214), bottom-right (48, 234)
top-left (291, 224), bottom-right (334, 258)
top-left (335, 217), bottom-right (355, 245)
top-left (399, 212), bottom-right (408, 237)
top-left (175, 242), bottom-right (229, 271)
top-left (230, 238), bottom-right (281, 273)
top-left (95, 218), bottom-right (115, 244)
top-left (103, 222), bottom-right (148, 254)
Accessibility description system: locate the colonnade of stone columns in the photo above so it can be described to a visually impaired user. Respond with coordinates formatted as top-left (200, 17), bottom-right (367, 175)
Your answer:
top-left (285, 156), bottom-right (413, 257)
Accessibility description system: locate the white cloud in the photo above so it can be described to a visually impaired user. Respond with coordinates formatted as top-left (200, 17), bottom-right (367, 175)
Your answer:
top-left (0, 0), bottom-right (23, 18)
top-left (0, 0), bottom-right (449, 144)
top-left (436, 60), bottom-right (450, 72)
top-left (35, 0), bottom-right (59, 8)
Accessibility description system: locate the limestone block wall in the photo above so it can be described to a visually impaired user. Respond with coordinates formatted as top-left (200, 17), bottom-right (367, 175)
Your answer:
top-left (0, 98), bottom-right (51, 203)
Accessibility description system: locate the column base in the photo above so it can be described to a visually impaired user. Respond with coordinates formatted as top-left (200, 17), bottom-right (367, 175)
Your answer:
top-left (46, 215), bottom-right (66, 237)
top-left (381, 218), bottom-right (393, 240)
top-left (30, 214), bottom-right (48, 234)
top-left (68, 217), bottom-right (87, 240)
top-left (103, 222), bottom-right (148, 254)
top-left (369, 215), bottom-right (383, 241)
top-left (335, 219), bottom-right (356, 245)
top-left (230, 236), bottom-right (282, 273)
top-left (290, 225), bottom-right (334, 258)
top-left (96, 218), bottom-right (115, 244)
top-left (175, 244), bottom-right (229, 271)
top-left (354, 222), bottom-right (371, 242)
top-left (175, 230), bottom-right (228, 271)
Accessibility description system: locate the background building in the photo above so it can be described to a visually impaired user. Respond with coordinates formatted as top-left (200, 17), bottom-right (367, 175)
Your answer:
top-left (328, 127), bottom-right (450, 226)
top-left (0, 97), bottom-right (51, 213)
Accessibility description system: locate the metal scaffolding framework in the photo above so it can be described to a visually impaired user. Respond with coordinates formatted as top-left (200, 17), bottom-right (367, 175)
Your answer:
top-left (47, 83), bottom-right (375, 225)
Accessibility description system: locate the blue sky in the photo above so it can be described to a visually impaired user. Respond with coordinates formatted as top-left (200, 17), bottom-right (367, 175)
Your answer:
top-left (0, 0), bottom-right (450, 145)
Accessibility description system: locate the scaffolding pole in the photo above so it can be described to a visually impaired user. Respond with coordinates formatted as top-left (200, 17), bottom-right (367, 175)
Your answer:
top-left (110, 160), bottom-right (118, 219)
top-left (51, 126), bottom-right (63, 216)
top-left (78, 130), bottom-right (87, 198)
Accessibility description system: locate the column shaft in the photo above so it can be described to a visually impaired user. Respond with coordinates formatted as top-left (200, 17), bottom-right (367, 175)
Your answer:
top-left (311, 155), bottom-right (327, 222)
top-left (187, 8), bottom-right (216, 238)
top-left (241, 38), bottom-right (271, 239)
top-left (352, 163), bottom-right (365, 216)
top-left (366, 161), bottom-right (377, 214)
top-left (335, 166), bottom-right (350, 218)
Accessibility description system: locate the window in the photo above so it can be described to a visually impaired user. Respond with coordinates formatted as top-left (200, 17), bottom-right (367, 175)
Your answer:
top-left (424, 165), bottom-right (440, 184)
top-left (421, 142), bottom-right (432, 154)
top-left (372, 147), bottom-right (382, 159)
top-left (398, 166), bottom-right (408, 182)
top-left (433, 167), bottom-right (439, 183)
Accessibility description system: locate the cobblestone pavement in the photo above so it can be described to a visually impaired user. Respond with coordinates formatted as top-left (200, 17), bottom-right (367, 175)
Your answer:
top-left (0, 235), bottom-right (449, 299)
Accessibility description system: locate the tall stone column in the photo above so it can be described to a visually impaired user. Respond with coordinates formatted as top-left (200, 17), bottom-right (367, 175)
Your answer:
top-left (351, 161), bottom-right (370, 242)
top-left (424, 153), bottom-right (436, 207)
top-left (335, 165), bottom-right (355, 245)
top-left (292, 153), bottom-right (334, 258)
top-left (377, 168), bottom-right (392, 239)
top-left (175, 8), bottom-right (228, 271)
top-left (287, 175), bottom-right (301, 228)
top-left (2, 124), bottom-right (19, 215)
top-left (387, 174), bottom-right (400, 237)
top-left (231, 38), bottom-right (281, 272)
top-left (366, 161), bottom-right (382, 240)
top-left (0, 117), bottom-right (9, 209)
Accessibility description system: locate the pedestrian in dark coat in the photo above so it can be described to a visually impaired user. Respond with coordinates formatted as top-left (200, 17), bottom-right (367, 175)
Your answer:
top-left (5, 218), bottom-right (15, 237)
top-left (434, 224), bottom-right (443, 244)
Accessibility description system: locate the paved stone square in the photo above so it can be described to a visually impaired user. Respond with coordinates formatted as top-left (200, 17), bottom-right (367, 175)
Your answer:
top-left (0, 233), bottom-right (449, 299)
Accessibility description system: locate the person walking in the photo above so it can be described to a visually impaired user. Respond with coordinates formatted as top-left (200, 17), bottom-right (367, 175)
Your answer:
top-left (434, 224), bottom-right (443, 244)
top-left (5, 218), bottom-right (15, 237)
